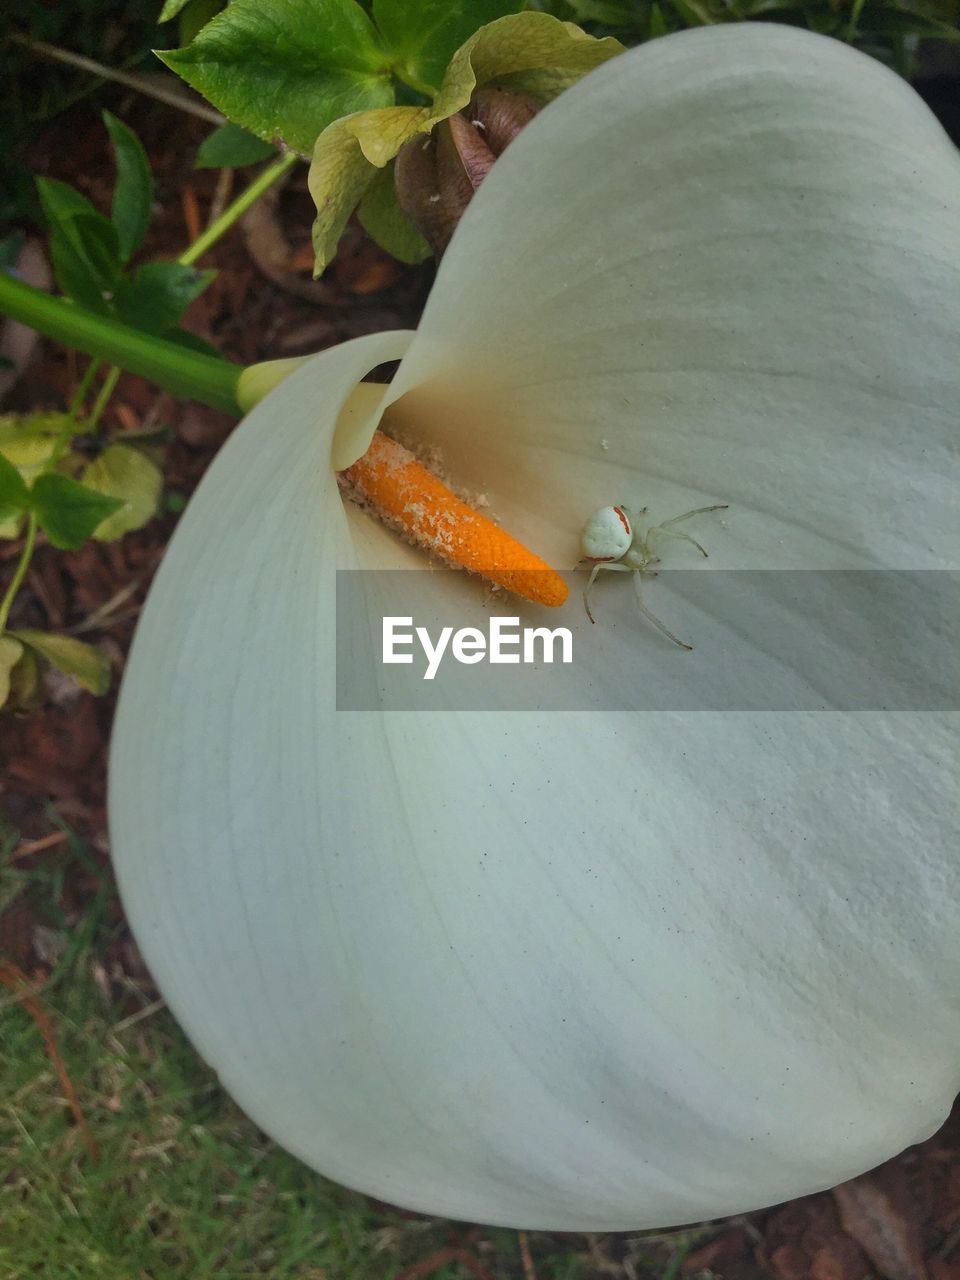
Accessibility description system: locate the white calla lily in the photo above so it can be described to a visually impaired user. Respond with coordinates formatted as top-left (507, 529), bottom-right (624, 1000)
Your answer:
top-left (109, 24), bottom-right (960, 1231)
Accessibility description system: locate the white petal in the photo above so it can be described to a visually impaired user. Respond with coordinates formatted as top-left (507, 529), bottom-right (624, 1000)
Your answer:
top-left (382, 24), bottom-right (960, 571)
top-left (111, 402), bottom-right (960, 1224)
top-left (110, 27), bottom-right (960, 1233)
top-left (110, 369), bottom-right (960, 1229)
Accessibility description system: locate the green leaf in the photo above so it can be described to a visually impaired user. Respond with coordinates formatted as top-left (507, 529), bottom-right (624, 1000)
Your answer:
top-left (158, 0), bottom-right (395, 152)
top-left (649, 3), bottom-right (670, 36)
top-left (0, 413), bottom-right (79, 488)
top-left (0, 636), bottom-right (24, 709)
top-left (0, 413), bottom-right (68, 535)
top-left (113, 261), bottom-right (215, 336)
top-left (37, 178), bottom-right (121, 311)
top-left (373, 0), bottom-right (524, 95)
top-left (11, 629), bottom-right (111, 696)
top-left (671, 0), bottom-right (718, 24)
top-left (5, 642), bottom-right (41, 711)
top-left (175, 0), bottom-right (226, 44)
top-left (81, 444), bottom-right (164, 540)
top-left (46, 221), bottom-right (116, 314)
top-left (307, 12), bottom-right (623, 273)
top-left (856, 5), bottom-right (960, 35)
top-left (0, 452), bottom-right (31, 523)
top-left (566, 0), bottom-right (640, 20)
top-left (195, 122), bottom-right (276, 169)
top-left (37, 180), bottom-right (121, 277)
top-left (357, 163), bottom-right (431, 264)
top-left (159, 0), bottom-right (196, 19)
top-left (103, 111), bottom-right (155, 263)
top-left (309, 118), bottom-right (385, 275)
top-left (29, 473), bottom-right (124, 550)
top-left (36, 177), bottom-right (103, 226)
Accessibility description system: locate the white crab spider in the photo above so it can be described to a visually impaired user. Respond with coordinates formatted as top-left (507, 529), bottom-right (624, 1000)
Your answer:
top-left (578, 503), bottom-right (729, 649)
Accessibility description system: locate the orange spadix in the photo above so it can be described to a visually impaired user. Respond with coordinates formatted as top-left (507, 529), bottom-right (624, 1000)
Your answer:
top-left (343, 432), bottom-right (568, 608)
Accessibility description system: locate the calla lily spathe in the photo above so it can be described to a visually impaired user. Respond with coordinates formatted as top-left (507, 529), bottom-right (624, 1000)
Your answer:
top-left (109, 25), bottom-right (960, 1231)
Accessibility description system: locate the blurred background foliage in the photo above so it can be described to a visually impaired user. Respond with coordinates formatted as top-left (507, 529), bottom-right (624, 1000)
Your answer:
top-left (1, 0), bottom-right (957, 233)
top-left (1, 1), bottom-right (162, 226)
top-left (537, 0), bottom-right (959, 66)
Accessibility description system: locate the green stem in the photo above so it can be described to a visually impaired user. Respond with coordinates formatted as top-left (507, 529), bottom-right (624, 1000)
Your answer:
top-left (0, 513), bottom-right (39, 635)
top-left (85, 367), bottom-right (122, 433)
top-left (0, 272), bottom-right (241, 414)
top-left (0, 150), bottom-right (302, 414)
top-left (48, 358), bottom-right (112, 468)
top-left (391, 64), bottom-right (438, 100)
top-left (68, 359), bottom-right (101, 418)
top-left (179, 151), bottom-right (298, 266)
top-left (67, 154), bottom-right (298, 426)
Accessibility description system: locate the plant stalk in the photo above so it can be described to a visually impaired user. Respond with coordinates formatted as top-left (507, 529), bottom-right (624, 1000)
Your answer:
top-left (85, 368), bottom-right (122, 433)
top-left (0, 273), bottom-right (241, 414)
top-left (68, 360), bottom-right (101, 418)
top-left (0, 148), bottom-right (302, 415)
top-left (179, 151), bottom-right (299, 266)
top-left (0, 514), bottom-right (38, 634)
top-left (9, 34), bottom-right (225, 125)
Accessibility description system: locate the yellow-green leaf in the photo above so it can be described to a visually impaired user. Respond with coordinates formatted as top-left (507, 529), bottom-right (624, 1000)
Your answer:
top-left (81, 444), bottom-right (163, 541)
top-left (309, 119), bottom-right (394, 276)
top-left (345, 105), bottom-right (432, 168)
top-left (0, 414), bottom-right (71, 538)
top-left (12, 630), bottom-right (111, 696)
top-left (491, 64), bottom-right (613, 99)
top-left (0, 412), bottom-right (74, 480)
top-left (431, 12), bottom-right (624, 117)
top-left (0, 453), bottom-right (30, 525)
top-left (308, 12), bottom-right (623, 274)
top-left (6, 643), bottom-right (41, 710)
top-left (0, 635), bottom-right (23, 708)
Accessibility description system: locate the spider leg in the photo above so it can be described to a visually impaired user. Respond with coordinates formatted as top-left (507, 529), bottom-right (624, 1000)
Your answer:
top-left (620, 505), bottom-right (647, 525)
top-left (633, 573), bottom-right (693, 650)
top-left (582, 561), bottom-right (632, 624)
top-left (654, 528), bottom-right (710, 558)
top-left (655, 503), bottom-right (728, 531)
top-left (583, 562), bottom-right (602, 625)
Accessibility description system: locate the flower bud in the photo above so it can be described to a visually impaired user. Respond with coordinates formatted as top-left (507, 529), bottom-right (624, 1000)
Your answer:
top-left (395, 89), bottom-right (541, 259)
